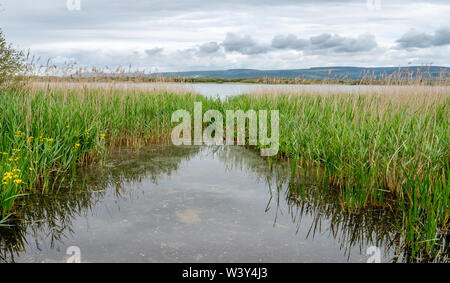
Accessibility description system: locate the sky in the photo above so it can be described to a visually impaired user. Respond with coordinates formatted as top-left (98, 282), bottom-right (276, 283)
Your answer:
top-left (0, 0), bottom-right (449, 72)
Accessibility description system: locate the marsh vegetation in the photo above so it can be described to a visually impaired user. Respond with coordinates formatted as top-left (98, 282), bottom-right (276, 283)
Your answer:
top-left (0, 32), bottom-right (448, 261)
top-left (0, 82), bottom-right (448, 262)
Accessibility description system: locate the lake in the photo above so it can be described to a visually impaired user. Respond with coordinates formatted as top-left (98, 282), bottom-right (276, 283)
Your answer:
top-left (0, 146), bottom-right (402, 263)
top-left (33, 81), bottom-right (449, 99)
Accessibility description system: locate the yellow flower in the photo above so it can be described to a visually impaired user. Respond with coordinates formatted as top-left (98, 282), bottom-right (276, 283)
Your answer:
top-left (29, 167), bottom-right (34, 171)
top-left (14, 131), bottom-right (24, 138)
top-left (13, 179), bottom-right (22, 185)
top-left (2, 172), bottom-right (13, 181)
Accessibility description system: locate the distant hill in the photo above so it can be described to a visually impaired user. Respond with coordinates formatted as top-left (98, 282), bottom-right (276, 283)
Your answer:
top-left (155, 66), bottom-right (449, 81)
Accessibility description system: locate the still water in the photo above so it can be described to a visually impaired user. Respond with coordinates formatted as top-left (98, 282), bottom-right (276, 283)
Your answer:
top-left (136, 83), bottom-right (446, 98)
top-left (34, 81), bottom-right (449, 99)
top-left (187, 83), bottom-right (388, 98)
top-left (0, 146), bottom-right (401, 263)
top-left (133, 83), bottom-right (434, 98)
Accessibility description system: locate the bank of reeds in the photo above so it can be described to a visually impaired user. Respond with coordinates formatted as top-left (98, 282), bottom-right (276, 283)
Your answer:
top-left (0, 84), bottom-right (219, 215)
top-left (25, 58), bottom-right (449, 86)
top-left (224, 87), bottom-right (449, 261)
top-left (0, 81), bottom-right (448, 261)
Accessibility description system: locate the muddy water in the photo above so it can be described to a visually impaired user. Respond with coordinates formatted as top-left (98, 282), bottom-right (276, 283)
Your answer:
top-left (0, 146), bottom-right (401, 263)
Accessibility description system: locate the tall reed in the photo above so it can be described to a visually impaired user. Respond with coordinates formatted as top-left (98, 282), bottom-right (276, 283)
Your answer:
top-left (0, 82), bottom-right (448, 261)
top-left (224, 89), bottom-right (449, 260)
top-left (0, 85), bottom-right (219, 214)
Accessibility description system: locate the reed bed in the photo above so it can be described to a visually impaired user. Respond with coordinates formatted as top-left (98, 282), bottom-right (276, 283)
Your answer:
top-left (29, 81), bottom-right (197, 95)
top-left (27, 60), bottom-right (449, 86)
top-left (225, 88), bottom-right (449, 260)
top-left (0, 81), bottom-right (448, 261)
top-left (0, 84), bottom-right (219, 215)
top-left (248, 84), bottom-right (450, 98)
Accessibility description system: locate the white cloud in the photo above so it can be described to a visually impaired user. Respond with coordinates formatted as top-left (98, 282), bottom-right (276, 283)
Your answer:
top-left (0, 0), bottom-right (448, 71)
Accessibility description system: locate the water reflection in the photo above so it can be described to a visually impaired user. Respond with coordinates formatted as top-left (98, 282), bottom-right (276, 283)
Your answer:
top-left (0, 146), bottom-right (200, 262)
top-left (0, 146), bottom-right (445, 262)
top-left (213, 147), bottom-right (401, 261)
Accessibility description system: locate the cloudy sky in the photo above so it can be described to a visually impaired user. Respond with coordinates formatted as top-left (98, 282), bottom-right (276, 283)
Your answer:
top-left (0, 0), bottom-right (449, 71)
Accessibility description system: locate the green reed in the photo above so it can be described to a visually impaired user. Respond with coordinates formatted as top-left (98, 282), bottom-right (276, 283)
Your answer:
top-left (224, 92), bottom-right (449, 261)
top-left (0, 86), bottom-right (219, 215)
top-left (0, 85), bottom-right (448, 261)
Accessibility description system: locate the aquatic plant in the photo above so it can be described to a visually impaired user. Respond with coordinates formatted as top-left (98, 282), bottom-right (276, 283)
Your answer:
top-left (0, 82), bottom-right (448, 261)
top-left (224, 89), bottom-right (449, 261)
top-left (0, 85), bottom-right (220, 214)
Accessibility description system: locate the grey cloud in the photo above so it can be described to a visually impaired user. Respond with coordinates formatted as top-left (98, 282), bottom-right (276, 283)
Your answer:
top-left (271, 33), bottom-right (377, 53)
top-left (396, 31), bottom-right (434, 48)
top-left (198, 42), bottom-right (221, 54)
top-left (145, 47), bottom-right (164, 56)
top-left (310, 34), bottom-right (343, 49)
top-left (221, 33), bottom-right (270, 55)
top-left (432, 27), bottom-right (450, 46)
top-left (332, 34), bottom-right (378, 53)
top-left (396, 27), bottom-right (450, 49)
top-left (2, 0), bottom-right (448, 70)
top-left (309, 33), bottom-right (377, 52)
top-left (0, 0), bottom-right (368, 32)
top-left (271, 34), bottom-right (309, 50)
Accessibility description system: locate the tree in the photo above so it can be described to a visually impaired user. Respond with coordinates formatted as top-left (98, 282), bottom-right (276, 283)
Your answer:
top-left (0, 29), bottom-right (25, 88)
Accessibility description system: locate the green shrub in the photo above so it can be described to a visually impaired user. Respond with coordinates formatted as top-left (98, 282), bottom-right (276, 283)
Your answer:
top-left (0, 29), bottom-right (25, 89)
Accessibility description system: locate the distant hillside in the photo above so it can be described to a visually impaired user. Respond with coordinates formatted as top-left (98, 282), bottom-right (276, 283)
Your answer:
top-left (155, 66), bottom-right (449, 81)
